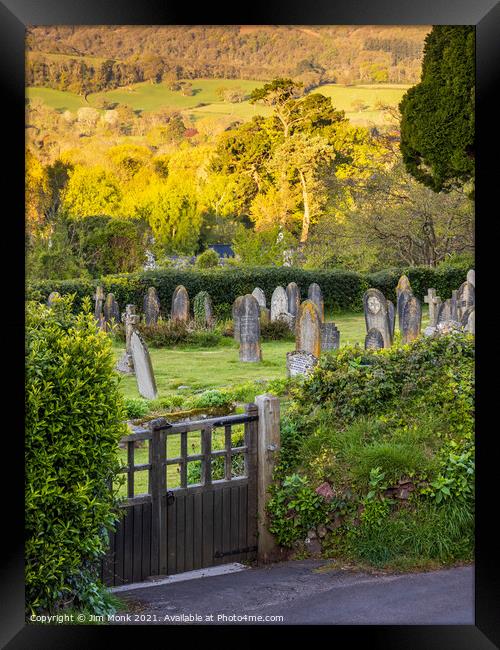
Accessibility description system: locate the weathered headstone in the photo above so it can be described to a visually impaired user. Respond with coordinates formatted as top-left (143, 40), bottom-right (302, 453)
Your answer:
top-left (193, 291), bottom-right (215, 328)
top-left (237, 294), bottom-right (262, 362)
top-left (365, 328), bottom-right (384, 350)
top-left (401, 295), bottom-right (422, 344)
top-left (466, 269), bottom-right (475, 287)
top-left (103, 293), bottom-right (120, 329)
top-left (320, 322), bottom-right (340, 351)
top-left (286, 351), bottom-right (318, 378)
top-left (270, 286), bottom-right (289, 322)
top-left (171, 285), bottom-right (190, 323)
top-left (130, 330), bottom-right (158, 400)
top-left (93, 285), bottom-right (106, 330)
top-left (232, 296), bottom-right (244, 343)
top-left (397, 289), bottom-right (412, 334)
top-left (436, 299), bottom-right (453, 325)
top-left (252, 287), bottom-right (266, 308)
top-left (462, 307), bottom-right (475, 335)
top-left (456, 281), bottom-right (475, 322)
top-left (286, 282), bottom-right (301, 318)
top-left (116, 305), bottom-right (139, 374)
top-left (143, 287), bottom-right (161, 326)
top-left (47, 291), bottom-right (60, 307)
top-left (388, 300), bottom-right (395, 339)
top-left (396, 275), bottom-right (412, 299)
top-left (295, 300), bottom-right (321, 358)
top-left (451, 290), bottom-right (459, 321)
top-left (363, 288), bottom-right (392, 348)
top-left (259, 306), bottom-right (271, 326)
top-left (424, 288), bottom-right (442, 327)
top-left (307, 283), bottom-right (324, 321)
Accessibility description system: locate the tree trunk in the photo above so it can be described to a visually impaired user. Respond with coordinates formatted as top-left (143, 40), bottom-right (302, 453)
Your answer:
top-left (299, 169), bottom-right (310, 243)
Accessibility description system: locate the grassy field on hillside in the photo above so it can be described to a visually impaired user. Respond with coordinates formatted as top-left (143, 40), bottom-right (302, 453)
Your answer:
top-left (27, 80), bottom-right (410, 127)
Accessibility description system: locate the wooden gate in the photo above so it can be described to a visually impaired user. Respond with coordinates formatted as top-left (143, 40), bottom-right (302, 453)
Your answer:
top-left (101, 404), bottom-right (259, 587)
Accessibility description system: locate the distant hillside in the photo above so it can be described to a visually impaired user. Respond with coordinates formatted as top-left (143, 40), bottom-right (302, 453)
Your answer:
top-left (26, 25), bottom-right (430, 94)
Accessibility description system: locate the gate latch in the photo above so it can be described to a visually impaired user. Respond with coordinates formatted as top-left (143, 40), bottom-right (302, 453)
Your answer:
top-left (167, 491), bottom-right (175, 505)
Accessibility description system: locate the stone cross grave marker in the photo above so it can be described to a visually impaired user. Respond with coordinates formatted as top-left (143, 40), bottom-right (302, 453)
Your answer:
top-left (270, 286), bottom-right (289, 322)
top-left (295, 300), bottom-right (322, 358)
top-left (116, 304), bottom-right (139, 374)
top-left (130, 330), bottom-right (158, 400)
top-left (307, 283), bottom-right (324, 321)
top-left (143, 287), bottom-right (161, 326)
top-left (365, 327), bottom-right (384, 350)
top-left (363, 288), bottom-right (392, 348)
top-left (424, 288), bottom-right (442, 327)
top-left (93, 285), bottom-right (106, 330)
top-left (171, 285), bottom-right (190, 323)
top-left (286, 351), bottom-right (318, 378)
top-left (193, 291), bottom-right (215, 328)
top-left (401, 294), bottom-right (422, 344)
top-left (456, 281), bottom-right (475, 322)
top-left (286, 282), bottom-right (301, 318)
top-left (237, 294), bottom-right (262, 362)
top-left (103, 293), bottom-right (120, 330)
top-left (320, 322), bottom-right (340, 351)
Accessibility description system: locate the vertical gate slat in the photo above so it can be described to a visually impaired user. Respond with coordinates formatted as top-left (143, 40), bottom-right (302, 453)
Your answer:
top-left (222, 486), bottom-right (231, 564)
top-left (184, 493), bottom-right (194, 571)
top-left (202, 490), bottom-right (214, 567)
top-left (123, 508), bottom-right (134, 583)
top-left (176, 495), bottom-right (186, 573)
top-left (193, 492), bottom-right (203, 569)
top-left (160, 494), bottom-right (168, 574)
top-left (141, 501), bottom-right (152, 580)
top-left (213, 489), bottom-right (223, 562)
top-left (114, 513), bottom-right (125, 585)
top-left (132, 504), bottom-right (143, 583)
top-left (230, 486), bottom-right (239, 561)
top-left (167, 497), bottom-right (177, 574)
top-left (102, 527), bottom-right (115, 586)
top-left (239, 484), bottom-right (248, 562)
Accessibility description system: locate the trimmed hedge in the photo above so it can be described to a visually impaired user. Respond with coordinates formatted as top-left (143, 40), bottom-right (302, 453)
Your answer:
top-left (27, 263), bottom-right (470, 316)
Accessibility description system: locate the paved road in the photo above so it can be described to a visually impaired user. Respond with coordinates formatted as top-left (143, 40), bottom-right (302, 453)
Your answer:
top-left (115, 561), bottom-right (474, 625)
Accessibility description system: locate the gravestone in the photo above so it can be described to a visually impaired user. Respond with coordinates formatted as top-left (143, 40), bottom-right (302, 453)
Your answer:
top-left (103, 293), bottom-right (120, 329)
top-left (396, 274), bottom-right (412, 298)
top-left (467, 269), bottom-right (475, 287)
top-left (93, 285), bottom-right (106, 330)
top-left (307, 283), bottom-right (324, 321)
top-left (295, 300), bottom-right (321, 358)
top-left (252, 287), bottom-right (266, 308)
top-left (365, 328), bottom-right (384, 350)
top-left (424, 288), bottom-right (442, 327)
top-left (143, 287), bottom-right (161, 326)
top-left (237, 294), bottom-right (262, 362)
top-left (401, 295), bottom-right (422, 344)
top-left (363, 288), bottom-right (392, 348)
top-left (456, 281), bottom-right (475, 322)
top-left (436, 299), bottom-right (453, 325)
top-left (462, 307), bottom-right (475, 335)
top-left (451, 290), bottom-right (459, 321)
top-left (320, 322), bottom-right (340, 351)
top-left (286, 282), bottom-right (301, 318)
top-left (47, 291), bottom-right (60, 306)
top-left (130, 330), bottom-right (158, 400)
top-left (171, 285), bottom-right (190, 323)
top-left (286, 351), bottom-right (318, 378)
top-left (116, 305), bottom-right (139, 374)
top-left (388, 301), bottom-right (395, 339)
top-left (270, 286), bottom-right (289, 322)
top-left (193, 291), bottom-right (214, 328)
top-left (397, 289), bottom-right (413, 334)
top-left (232, 296), bottom-right (244, 343)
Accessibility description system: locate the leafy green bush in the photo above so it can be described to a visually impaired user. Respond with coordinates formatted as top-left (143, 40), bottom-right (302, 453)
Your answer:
top-left (260, 319), bottom-right (295, 341)
top-left (195, 249), bottom-right (219, 269)
top-left (26, 295), bottom-right (127, 616)
top-left (124, 397), bottom-right (150, 419)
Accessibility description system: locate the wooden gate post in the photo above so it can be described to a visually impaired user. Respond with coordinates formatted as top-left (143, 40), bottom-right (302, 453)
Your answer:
top-left (255, 394), bottom-right (280, 562)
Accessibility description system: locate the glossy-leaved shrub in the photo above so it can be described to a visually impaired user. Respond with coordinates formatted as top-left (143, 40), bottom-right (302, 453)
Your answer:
top-left (25, 295), bottom-right (127, 616)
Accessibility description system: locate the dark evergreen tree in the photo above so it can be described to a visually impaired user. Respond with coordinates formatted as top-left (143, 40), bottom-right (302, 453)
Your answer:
top-left (399, 26), bottom-right (474, 193)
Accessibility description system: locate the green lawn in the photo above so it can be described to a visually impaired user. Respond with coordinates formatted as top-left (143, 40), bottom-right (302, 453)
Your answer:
top-left (26, 86), bottom-right (87, 112)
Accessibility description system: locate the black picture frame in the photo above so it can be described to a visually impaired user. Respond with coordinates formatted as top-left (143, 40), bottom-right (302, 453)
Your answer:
top-left (2, 0), bottom-right (498, 646)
